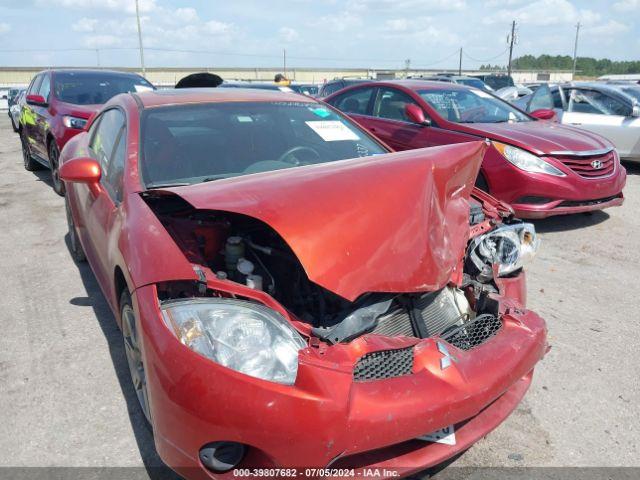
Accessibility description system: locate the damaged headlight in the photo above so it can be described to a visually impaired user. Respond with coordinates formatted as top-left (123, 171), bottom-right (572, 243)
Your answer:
top-left (494, 142), bottom-right (565, 177)
top-left (467, 223), bottom-right (539, 280)
top-left (161, 299), bottom-right (306, 385)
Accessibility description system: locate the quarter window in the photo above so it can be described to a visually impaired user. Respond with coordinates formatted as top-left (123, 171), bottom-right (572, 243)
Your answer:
top-left (568, 89), bottom-right (631, 116)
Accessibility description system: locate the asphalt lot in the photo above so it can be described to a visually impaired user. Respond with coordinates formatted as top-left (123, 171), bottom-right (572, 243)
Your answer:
top-left (0, 114), bottom-right (638, 478)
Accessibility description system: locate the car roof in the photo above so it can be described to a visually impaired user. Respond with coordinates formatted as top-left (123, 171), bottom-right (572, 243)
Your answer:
top-left (134, 87), bottom-right (318, 108)
top-left (372, 79), bottom-right (470, 92)
top-left (44, 68), bottom-right (143, 77)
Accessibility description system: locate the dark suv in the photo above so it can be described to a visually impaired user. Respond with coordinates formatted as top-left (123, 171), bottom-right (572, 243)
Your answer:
top-left (20, 69), bottom-right (154, 195)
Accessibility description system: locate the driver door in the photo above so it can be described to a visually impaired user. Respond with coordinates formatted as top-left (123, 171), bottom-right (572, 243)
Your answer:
top-left (562, 88), bottom-right (639, 158)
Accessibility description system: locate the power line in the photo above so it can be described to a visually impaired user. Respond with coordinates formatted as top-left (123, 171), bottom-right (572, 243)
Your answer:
top-left (462, 47), bottom-right (509, 63)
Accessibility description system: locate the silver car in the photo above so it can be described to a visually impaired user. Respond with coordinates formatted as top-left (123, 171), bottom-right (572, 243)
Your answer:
top-left (9, 90), bottom-right (25, 133)
top-left (517, 83), bottom-right (640, 162)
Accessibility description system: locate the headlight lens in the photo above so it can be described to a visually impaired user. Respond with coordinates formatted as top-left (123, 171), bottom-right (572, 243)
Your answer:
top-left (467, 223), bottom-right (540, 279)
top-left (62, 115), bottom-right (88, 130)
top-left (494, 142), bottom-right (565, 176)
top-left (161, 299), bottom-right (306, 385)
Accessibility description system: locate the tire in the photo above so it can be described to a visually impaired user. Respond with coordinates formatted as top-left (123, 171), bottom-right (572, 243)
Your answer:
top-left (48, 141), bottom-right (65, 196)
top-left (10, 115), bottom-right (18, 133)
top-left (120, 290), bottom-right (152, 424)
top-left (21, 130), bottom-right (40, 171)
top-left (65, 198), bottom-right (86, 263)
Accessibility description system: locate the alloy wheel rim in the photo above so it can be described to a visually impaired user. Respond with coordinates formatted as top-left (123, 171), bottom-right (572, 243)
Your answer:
top-left (122, 304), bottom-right (151, 422)
top-left (66, 202), bottom-right (78, 253)
top-left (50, 146), bottom-right (61, 190)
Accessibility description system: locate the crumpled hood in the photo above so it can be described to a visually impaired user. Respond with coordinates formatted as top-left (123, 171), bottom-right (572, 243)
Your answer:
top-left (165, 141), bottom-right (486, 301)
top-left (459, 120), bottom-right (610, 156)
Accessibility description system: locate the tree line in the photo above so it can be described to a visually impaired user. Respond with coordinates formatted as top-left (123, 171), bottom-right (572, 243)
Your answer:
top-left (478, 55), bottom-right (640, 76)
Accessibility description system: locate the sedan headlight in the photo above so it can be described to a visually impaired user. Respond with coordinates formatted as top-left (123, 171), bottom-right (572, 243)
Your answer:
top-left (494, 142), bottom-right (565, 176)
top-left (62, 115), bottom-right (88, 130)
top-left (161, 299), bottom-right (306, 385)
top-left (467, 223), bottom-right (539, 280)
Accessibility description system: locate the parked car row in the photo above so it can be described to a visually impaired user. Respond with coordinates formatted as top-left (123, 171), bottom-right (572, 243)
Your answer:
top-left (10, 67), bottom-right (625, 479)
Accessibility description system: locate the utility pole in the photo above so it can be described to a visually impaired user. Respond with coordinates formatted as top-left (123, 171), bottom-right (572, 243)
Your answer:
top-left (283, 48), bottom-right (287, 76)
top-left (135, 0), bottom-right (146, 76)
top-left (404, 58), bottom-right (410, 78)
top-left (458, 48), bottom-right (462, 75)
top-left (572, 22), bottom-right (581, 78)
top-left (95, 49), bottom-right (100, 67)
top-left (507, 20), bottom-right (516, 77)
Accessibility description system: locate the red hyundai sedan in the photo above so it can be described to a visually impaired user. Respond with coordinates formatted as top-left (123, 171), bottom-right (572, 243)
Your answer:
top-left (59, 88), bottom-right (546, 478)
top-left (325, 80), bottom-right (627, 219)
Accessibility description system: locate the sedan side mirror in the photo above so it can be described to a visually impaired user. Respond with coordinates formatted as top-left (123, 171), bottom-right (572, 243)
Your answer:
top-left (26, 94), bottom-right (48, 106)
top-left (405, 103), bottom-right (431, 126)
top-left (59, 157), bottom-right (101, 184)
top-left (530, 108), bottom-right (558, 122)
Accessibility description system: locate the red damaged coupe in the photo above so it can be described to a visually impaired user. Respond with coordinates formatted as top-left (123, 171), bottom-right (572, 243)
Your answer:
top-left (59, 88), bottom-right (547, 478)
top-left (325, 80), bottom-right (627, 219)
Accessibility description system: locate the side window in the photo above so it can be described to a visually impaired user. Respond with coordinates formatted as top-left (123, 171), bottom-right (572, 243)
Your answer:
top-left (568, 89), bottom-right (631, 116)
top-left (89, 109), bottom-right (126, 201)
top-left (373, 87), bottom-right (420, 122)
top-left (28, 75), bottom-right (43, 96)
top-left (38, 74), bottom-right (51, 102)
top-left (527, 84), bottom-right (554, 112)
top-left (330, 87), bottom-right (375, 115)
top-left (552, 89), bottom-right (564, 109)
top-left (105, 129), bottom-right (126, 202)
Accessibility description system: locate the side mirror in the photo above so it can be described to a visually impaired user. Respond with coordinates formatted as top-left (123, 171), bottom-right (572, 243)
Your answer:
top-left (405, 103), bottom-right (431, 126)
top-left (26, 94), bottom-right (47, 106)
top-left (59, 157), bottom-right (101, 184)
top-left (530, 108), bottom-right (558, 122)
top-left (632, 104), bottom-right (640, 118)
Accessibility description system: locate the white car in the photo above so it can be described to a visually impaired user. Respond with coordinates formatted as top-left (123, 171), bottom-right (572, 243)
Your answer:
top-left (517, 83), bottom-right (640, 162)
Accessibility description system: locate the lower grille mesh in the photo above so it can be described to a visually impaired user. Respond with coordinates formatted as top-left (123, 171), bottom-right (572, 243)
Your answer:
top-left (441, 314), bottom-right (501, 351)
top-left (353, 347), bottom-right (414, 382)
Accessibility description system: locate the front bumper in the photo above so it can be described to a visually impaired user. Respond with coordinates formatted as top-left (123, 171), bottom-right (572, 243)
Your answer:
top-left (483, 148), bottom-right (627, 219)
top-left (133, 284), bottom-right (547, 479)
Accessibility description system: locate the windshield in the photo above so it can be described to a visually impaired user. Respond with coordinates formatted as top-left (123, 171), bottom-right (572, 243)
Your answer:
top-left (418, 88), bottom-right (531, 124)
top-left (140, 101), bottom-right (387, 188)
top-left (620, 87), bottom-right (640, 103)
top-left (54, 72), bottom-right (154, 105)
top-left (457, 78), bottom-right (489, 90)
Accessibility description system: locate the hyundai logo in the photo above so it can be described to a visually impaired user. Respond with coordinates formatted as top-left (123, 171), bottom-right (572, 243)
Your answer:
top-left (591, 160), bottom-right (603, 169)
top-left (437, 341), bottom-right (457, 370)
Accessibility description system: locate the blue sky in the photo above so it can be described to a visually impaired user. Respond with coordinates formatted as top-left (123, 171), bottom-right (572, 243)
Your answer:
top-left (0, 0), bottom-right (637, 69)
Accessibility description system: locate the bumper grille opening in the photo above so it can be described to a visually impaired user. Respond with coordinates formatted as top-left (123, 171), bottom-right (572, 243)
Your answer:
top-left (558, 194), bottom-right (622, 208)
top-left (353, 347), bottom-right (414, 382)
top-left (441, 314), bottom-right (501, 351)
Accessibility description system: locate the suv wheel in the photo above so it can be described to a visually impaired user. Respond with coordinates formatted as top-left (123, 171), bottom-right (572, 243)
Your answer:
top-left (21, 131), bottom-right (40, 171)
top-left (49, 141), bottom-right (65, 196)
top-left (10, 115), bottom-right (18, 133)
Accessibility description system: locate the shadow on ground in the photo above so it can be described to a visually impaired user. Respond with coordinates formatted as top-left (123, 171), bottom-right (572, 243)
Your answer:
top-left (622, 161), bottom-right (640, 176)
top-left (531, 210), bottom-right (610, 233)
top-left (64, 234), bottom-right (181, 480)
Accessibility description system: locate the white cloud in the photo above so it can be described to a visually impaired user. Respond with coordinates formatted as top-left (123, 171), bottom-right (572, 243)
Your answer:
top-left (314, 11), bottom-right (363, 31)
top-left (0, 22), bottom-right (11, 34)
top-left (71, 17), bottom-right (98, 32)
top-left (348, 0), bottom-right (466, 11)
top-left (37, 0), bottom-right (156, 14)
top-left (83, 34), bottom-right (122, 48)
top-left (483, 0), bottom-right (605, 27)
top-left (612, 0), bottom-right (640, 12)
top-left (587, 19), bottom-right (630, 36)
top-left (279, 27), bottom-right (299, 43)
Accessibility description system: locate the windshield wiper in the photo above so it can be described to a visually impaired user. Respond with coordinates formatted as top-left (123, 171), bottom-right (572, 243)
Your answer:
top-left (145, 181), bottom-right (191, 189)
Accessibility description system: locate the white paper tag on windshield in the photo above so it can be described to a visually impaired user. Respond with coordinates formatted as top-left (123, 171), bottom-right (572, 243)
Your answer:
top-left (306, 121), bottom-right (360, 141)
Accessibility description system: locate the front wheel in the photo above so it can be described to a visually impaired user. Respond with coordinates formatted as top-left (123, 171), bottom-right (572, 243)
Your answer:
top-left (10, 115), bottom-right (18, 133)
top-left (65, 198), bottom-right (86, 263)
top-left (21, 131), bottom-right (40, 171)
top-left (121, 290), bottom-right (152, 424)
top-left (49, 141), bottom-right (65, 196)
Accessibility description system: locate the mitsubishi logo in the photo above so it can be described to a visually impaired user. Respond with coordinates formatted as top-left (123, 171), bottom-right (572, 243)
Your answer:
top-left (437, 341), bottom-right (457, 370)
top-left (591, 160), bottom-right (603, 169)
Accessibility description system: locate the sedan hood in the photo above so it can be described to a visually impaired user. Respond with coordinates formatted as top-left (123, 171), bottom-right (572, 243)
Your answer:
top-left (164, 142), bottom-right (486, 301)
top-left (460, 120), bottom-right (610, 156)
top-left (58, 102), bottom-right (100, 119)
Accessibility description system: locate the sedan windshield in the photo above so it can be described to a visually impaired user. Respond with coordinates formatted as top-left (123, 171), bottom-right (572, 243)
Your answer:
top-left (140, 101), bottom-right (387, 188)
top-left (54, 72), bottom-right (154, 105)
top-left (418, 88), bottom-right (531, 124)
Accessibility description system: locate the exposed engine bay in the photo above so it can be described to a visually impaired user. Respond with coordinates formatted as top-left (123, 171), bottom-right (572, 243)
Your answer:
top-left (144, 191), bottom-right (533, 348)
